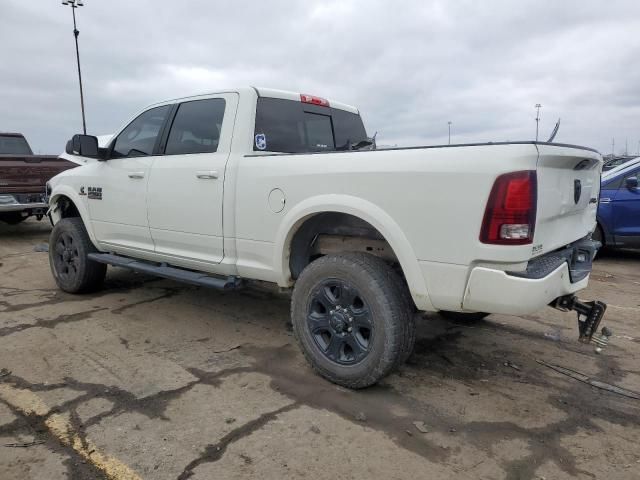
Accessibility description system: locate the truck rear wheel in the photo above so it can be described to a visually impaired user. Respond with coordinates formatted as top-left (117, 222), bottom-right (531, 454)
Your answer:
top-left (49, 218), bottom-right (106, 293)
top-left (0, 213), bottom-right (27, 225)
top-left (291, 253), bottom-right (413, 388)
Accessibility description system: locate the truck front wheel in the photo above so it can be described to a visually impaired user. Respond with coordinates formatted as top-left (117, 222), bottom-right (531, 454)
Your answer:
top-left (291, 253), bottom-right (412, 388)
top-left (49, 218), bottom-right (106, 293)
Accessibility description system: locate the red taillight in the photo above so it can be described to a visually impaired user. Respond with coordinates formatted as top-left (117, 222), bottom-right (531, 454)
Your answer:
top-left (480, 170), bottom-right (537, 245)
top-left (300, 94), bottom-right (329, 107)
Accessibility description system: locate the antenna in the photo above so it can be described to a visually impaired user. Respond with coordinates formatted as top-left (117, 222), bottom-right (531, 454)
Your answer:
top-left (547, 118), bottom-right (561, 142)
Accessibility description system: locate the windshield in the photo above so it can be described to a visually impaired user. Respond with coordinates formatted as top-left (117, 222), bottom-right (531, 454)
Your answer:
top-left (602, 158), bottom-right (640, 179)
top-left (254, 97), bottom-right (367, 153)
top-left (0, 135), bottom-right (32, 155)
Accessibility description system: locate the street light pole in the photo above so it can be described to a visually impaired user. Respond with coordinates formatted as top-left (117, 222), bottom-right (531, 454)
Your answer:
top-left (62, 0), bottom-right (87, 134)
top-left (448, 121), bottom-right (452, 145)
top-left (534, 104), bottom-right (542, 142)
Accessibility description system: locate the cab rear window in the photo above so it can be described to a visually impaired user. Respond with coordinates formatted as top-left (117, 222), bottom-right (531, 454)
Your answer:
top-left (253, 97), bottom-right (366, 153)
top-left (0, 135), bottom-right (32, 155)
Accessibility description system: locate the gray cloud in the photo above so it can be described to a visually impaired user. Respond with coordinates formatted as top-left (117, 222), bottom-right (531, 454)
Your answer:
top-left (1, 0), bottom-right (639, 155)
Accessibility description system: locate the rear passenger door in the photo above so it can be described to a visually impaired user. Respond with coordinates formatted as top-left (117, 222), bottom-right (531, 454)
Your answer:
top-left (146, 93), bottom-right (238, 265)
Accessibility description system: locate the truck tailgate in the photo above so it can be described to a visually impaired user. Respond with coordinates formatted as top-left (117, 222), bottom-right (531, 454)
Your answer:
top-left (534, 145), bottom-right (602, 256)
top-left (0, 155), bottom-right (76, 194)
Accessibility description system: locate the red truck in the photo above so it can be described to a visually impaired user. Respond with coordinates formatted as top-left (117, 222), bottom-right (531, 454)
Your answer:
top-left (0, 133), bottom-right (76, 224)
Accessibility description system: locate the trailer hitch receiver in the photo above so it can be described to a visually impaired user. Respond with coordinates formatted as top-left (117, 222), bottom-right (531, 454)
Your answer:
top-left (551, 295), bottom-right (611, 351)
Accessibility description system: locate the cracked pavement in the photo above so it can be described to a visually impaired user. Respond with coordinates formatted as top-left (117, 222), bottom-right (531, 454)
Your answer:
top-left (1, 219), bottom-right (639, 479)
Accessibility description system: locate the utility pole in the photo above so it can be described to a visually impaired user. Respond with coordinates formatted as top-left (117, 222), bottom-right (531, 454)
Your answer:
top-left (448, 121), bottom-right (452, 145)
top-left (612, 138), bottom-right (615, 157)
top-left (534, 104), bottom-right (542, 141)
top-left (62, 0), bottom-right (87, 134)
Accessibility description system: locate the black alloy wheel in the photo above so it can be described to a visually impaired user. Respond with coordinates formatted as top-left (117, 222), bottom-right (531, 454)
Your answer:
top-left (307, 279), bottom-right (374, 365)
top-left (52, 232), bottom-right (81, 284)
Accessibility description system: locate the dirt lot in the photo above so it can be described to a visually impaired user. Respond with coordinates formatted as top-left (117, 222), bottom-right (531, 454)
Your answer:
top-left (0, 219), bottom-right (639, 480)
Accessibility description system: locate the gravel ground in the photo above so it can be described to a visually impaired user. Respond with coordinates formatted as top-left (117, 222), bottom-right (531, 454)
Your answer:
top-left (1, 219), bottom-right (639, 480)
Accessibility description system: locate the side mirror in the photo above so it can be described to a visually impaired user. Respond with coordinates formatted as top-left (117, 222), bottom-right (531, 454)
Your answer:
top-left (65, 134), bottom-right (99, 158)
top-left (626, 176), bottom-right (638, 190)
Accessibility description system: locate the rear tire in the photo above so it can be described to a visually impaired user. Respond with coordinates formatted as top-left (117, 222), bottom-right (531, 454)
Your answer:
top-left (592, 224), bottom-right (605, 259)
top-left (291, 253), bottom-right (413, 388)
top-left (439, 311), bottom-right (490, 322)
top-left (49, 218), bottom-right (106, 293)
top-left (0, 213), bottom-right (27, 225)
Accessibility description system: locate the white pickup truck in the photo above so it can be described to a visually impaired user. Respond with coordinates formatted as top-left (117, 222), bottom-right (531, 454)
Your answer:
top-left (47, 87), bottom-right (609, 388)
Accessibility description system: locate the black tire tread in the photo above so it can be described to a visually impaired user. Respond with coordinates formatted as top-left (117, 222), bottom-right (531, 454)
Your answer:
top-left (49, 217), bottom-right (106, 293)
top-left (291, 252), bottom-right (413, 389)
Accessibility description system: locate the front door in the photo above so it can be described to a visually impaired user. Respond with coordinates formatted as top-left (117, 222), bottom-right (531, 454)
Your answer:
top-left (88, 104), bottom-right (171, 254)
top-left (146, 94), bottom-right (238, 265)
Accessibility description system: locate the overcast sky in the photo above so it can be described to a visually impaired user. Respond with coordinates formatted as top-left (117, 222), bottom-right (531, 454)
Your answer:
top-left (1, 0), bottom-right (639, 155)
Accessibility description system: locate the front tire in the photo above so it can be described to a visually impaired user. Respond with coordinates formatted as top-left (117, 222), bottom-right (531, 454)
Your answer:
top-left (49, 218), bottom-right (106, 293)
top-left (291, 253), bottom-right (413, 389)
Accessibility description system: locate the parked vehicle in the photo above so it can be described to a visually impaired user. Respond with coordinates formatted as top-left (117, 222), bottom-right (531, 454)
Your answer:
top-left (603, 156), bottom-right (637, 172)
top-left (0, 132), bottom-right (76, 224)
top-left (46, 87), bottom-right (609, 387)
top-left (595, 157), bottom-right (640, 249)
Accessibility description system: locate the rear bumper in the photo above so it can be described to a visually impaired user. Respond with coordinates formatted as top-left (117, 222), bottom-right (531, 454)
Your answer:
top-left (0, 194), bottom-right (47, 213)
top-left (462, 263), bottom-right (588, 315)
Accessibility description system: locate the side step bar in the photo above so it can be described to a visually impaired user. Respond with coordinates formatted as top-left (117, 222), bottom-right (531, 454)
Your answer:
top-left (87, 253), bottom-right (242, 290)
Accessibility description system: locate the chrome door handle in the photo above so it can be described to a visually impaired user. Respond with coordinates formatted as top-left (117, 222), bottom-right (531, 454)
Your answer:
top-left (128, 172), bottom-right (145, 179)
top-left (196, 170), bottom-right (219, 179)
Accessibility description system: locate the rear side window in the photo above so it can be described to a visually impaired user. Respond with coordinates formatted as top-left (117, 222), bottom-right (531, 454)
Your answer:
top-left (254, 97), bottom-right (366, 153)
top-left (112, 105), bottom-right (171, 158)
top-left (165, 98), bottom-right (226, 155)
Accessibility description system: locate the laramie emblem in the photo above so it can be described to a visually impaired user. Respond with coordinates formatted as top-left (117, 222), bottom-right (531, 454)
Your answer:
top-left (574, 179), bottom-right (582, 204)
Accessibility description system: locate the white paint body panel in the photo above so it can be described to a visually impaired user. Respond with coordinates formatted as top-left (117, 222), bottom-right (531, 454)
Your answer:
top-left (146, 93), bottom-right (239, 265)
top-left (48, 87), bottom-right (602, 315)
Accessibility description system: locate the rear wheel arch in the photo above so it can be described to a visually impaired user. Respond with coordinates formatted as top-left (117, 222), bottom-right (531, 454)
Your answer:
top-left (277, 200), bottom-right (434, 312)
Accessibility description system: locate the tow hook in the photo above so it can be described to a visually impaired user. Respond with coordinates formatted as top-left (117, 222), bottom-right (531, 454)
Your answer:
top-left (551, 295), bottom-right (612, 352)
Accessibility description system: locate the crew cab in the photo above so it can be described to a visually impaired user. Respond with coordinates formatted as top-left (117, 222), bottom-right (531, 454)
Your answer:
top-left (0, 132), bottom-right (75, 224)
top-left (46, 87), bottom-right (609, 387)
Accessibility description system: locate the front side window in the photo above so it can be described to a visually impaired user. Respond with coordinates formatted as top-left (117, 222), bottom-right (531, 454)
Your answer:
top-left (112, 105), bottom-right (171, 158)
top-left (165, 98), bottom-right (226, 155)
